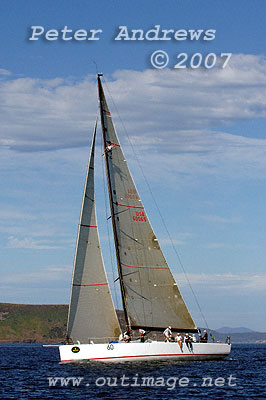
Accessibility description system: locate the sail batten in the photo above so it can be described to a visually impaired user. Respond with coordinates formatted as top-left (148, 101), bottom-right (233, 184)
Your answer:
top-left (98, 76), bottom-right (197, 332)
top-left (66, 121), bottom-right (121, 344)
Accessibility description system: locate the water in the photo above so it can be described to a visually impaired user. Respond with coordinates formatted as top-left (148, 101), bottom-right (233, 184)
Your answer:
top-left (0, 344), bottom-right (265, 399)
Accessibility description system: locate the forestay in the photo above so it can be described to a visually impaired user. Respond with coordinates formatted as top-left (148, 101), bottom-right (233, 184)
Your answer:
top-left (98, 77), bottom-right (197, 332)
top-left (66, 124), bottom-right (121, 344)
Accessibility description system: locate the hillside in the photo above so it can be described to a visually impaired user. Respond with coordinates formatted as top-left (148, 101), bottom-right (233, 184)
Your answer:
top-left (208, 330), bottom-right (266, 344)
top-left (0, 303), bottom-right (68, 343)
top-left (215, 326), bottom-right (254, 334)
top-left (1, 303), bottom-right (266, 344)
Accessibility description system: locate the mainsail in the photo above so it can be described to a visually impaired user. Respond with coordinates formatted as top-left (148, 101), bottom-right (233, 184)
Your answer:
top-left (66, 122), bottom-right (121, 343)
top-left (98, 75), bottom-right (197, 332)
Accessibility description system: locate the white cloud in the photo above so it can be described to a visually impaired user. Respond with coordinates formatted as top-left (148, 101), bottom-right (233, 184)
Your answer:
top-left (0, 75), bottom-right (97, 151)
top-left (199, 214), bottom-right (241, 224)
top-left (202, 242), bottom-right (243, 250)
top-left (159, 233), bottom-right (194, 246)
top-left (0, 54), bottom-right (265, 154)
top-left (0, 210), bottom-right (36, 221)
top-left (174, 272), bottom-right (266, 292)
top-left (0, 68), bottom-right (11, 76)
top-left (1, 265), bottom-right (72, 285)
top-left (0, 55), bottom-right (265, 185)
top-left (6, 236), bottom-right (64, 250)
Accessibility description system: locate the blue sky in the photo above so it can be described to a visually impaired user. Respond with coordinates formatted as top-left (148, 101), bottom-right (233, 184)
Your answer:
top-left (1, 0), bottom-right (266, 331)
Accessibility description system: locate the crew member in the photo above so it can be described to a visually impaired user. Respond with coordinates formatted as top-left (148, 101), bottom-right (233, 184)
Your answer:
top-left (163, 326), bottom-right (173, 342)
top-left (175, 333), bottom-right (183, 351)
top-left (202, 330), bottom-right (208, 343)
top-left (184, 333), bottom-right (193, 352)
top-left (105, 141), bottom-right (114, 153)
top-left (123, 331), bottom-right (132, 343)
top-left (138, 328), bottom-right (146, 343)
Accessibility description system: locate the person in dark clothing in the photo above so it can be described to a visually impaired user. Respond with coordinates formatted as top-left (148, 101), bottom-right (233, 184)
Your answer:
top-left (202, 330), bottom-right (208, 343)
top-left (184, 333), bottom-right (193, 352)
top-left (138, 328), bottom-right (146, 342)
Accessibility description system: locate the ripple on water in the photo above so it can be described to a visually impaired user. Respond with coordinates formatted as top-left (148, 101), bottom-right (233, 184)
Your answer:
top-left (0, 344), bottom-right (265, 400)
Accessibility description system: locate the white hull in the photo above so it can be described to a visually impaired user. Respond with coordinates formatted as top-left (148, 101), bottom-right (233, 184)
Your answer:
top-left (59, 341), bottom-right (231, 363)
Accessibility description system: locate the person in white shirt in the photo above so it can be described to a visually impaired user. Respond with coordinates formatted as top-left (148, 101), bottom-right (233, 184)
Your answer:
top-left (175, 333), bottom-right (183, 351)
top-left (123, 331), bottom-right (131, 342)
top-left (119, 331), bottom-right (131, 342)
top-left (163, 326), bottom-right (173, 342)
top-left (105, 141), bottom-right (114, 153)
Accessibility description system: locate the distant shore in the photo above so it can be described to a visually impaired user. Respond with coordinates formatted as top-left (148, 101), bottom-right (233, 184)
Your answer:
top-left (1, 303), bottom-right (266, 344)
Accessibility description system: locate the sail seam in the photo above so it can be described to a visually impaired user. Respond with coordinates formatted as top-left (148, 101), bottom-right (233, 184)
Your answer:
top-left (79, 224), bottom-right (97, 228)
top-left (117, 203), bottom-right (144, 209)
top-left (121, 262), bottom-right (168, 270)
top-left (73, 283), bottom-right (108, 287)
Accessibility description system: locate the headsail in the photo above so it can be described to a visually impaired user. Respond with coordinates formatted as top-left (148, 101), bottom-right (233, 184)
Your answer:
top-left (98, 76), bottom-right (197, 332)
top-left (66, 121), bottom-right (121, 343)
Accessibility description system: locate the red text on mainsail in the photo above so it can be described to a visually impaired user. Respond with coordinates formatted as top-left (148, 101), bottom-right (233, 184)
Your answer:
top-left (125, 188), bottom-right (139, 200)
top-left (133, 211), bottom-right (147, 222)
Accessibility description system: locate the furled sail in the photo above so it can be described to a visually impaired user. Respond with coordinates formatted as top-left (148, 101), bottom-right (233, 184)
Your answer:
top-left (66, 122), bottom-right (121, 343)
top-left (98, 76), bottom-right (197, 332)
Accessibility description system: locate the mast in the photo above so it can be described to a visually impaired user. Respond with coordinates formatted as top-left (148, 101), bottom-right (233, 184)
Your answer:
top-left (97, 74), bottom-right (130, 332)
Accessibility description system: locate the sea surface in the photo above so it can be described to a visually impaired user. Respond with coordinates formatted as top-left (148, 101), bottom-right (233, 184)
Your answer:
top-left (0, 343), bottom-right (265, 399)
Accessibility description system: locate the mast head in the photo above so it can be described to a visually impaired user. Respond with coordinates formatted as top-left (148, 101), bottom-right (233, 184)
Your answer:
top-left (97, 73), bottom-right (103, 77)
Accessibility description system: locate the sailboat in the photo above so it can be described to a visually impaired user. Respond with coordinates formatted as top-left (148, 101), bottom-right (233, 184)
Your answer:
top-left (59, 74), bottom-right (231, 362)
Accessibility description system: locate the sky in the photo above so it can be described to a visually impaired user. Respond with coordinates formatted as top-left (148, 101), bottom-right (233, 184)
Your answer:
top-left (0, 0), bottom-right (266, 331)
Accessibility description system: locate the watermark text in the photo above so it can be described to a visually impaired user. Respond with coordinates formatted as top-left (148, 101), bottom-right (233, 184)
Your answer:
top-left (48, 374), bottom-right (237, 391)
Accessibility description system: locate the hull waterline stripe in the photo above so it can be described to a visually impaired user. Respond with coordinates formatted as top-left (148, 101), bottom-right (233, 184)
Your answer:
top-left (121, 263), bottom-right (168, 270)
top-left (61, 352), bottom-right (227, 362)
top-left (73, 283), bottom-right (108, 287)
top-left (117, 203), bottom-right (144, 209)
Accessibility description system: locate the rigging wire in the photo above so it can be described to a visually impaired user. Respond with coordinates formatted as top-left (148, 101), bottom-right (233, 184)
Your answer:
top-left (103, 77), bottom-right (211, 333)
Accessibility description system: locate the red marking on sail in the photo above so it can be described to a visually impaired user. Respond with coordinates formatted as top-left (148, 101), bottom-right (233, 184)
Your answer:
top-left (103, 109), bottom-right (110, 114)
top-left (73, 283), bottom-right (108, 287)
top-left (117, 203), bottom-right (144, 209)
top-left (110, 142), bottom-right (120, 147)
top-left (121, 263), bottom-right (168, 270)
top-left (79, 224), bottom-right (97, 228)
